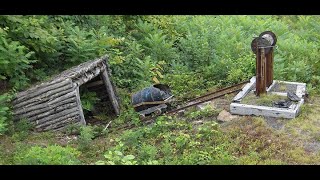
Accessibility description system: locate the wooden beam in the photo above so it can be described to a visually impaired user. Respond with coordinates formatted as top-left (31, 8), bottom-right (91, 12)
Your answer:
top-left (76, 87), bottom-right (86, 125)
top-left (100, 69), bottom-right (120, 115)
top-left (266, 48), bottom-right (274, 87)
top-left (85, 80), bottom-right (104, 88)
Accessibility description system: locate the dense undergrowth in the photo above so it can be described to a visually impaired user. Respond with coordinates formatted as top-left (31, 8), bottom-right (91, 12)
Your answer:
top-left (1, 15), bottom-right (320, 164)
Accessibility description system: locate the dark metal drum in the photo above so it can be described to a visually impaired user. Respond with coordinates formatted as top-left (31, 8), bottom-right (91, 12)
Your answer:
top-left (131, 84), bottom-right (173, 112)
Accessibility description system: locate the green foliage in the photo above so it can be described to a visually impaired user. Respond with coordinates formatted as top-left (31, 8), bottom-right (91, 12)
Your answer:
top-left (77, 126), bottom-right (94, 151)
top-left (1, 15), bottom-right (320, 165)
top-left (80, 89), bottom-right (100, 112)
top-left (11, 119), bottom-right (33, 142)
top-left (0, 26), bottom-right (35, 89)
top-left (0, 93), bottom-right (12, 135)
top-left (184, 104), bottom-right (220, 121)
top-left (14, 145), bottom-right (81, 165)
top-left (96, 150), bottom-right (137, 165)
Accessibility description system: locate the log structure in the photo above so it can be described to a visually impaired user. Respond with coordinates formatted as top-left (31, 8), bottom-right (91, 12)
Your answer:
top-left (12, 55), bottom-right (120, 132)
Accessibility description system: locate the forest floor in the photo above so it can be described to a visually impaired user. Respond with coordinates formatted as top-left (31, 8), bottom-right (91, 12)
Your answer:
top-left (1, 93), bottom-right (320, 165)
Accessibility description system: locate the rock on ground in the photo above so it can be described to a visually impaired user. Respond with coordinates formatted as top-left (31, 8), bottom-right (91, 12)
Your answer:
top-left (217, 110), bottom-right (238, 122)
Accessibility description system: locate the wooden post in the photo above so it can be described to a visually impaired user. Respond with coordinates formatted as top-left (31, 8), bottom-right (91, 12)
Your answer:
top-left (256, 47), bottom-right (267, 96)
top-left (266, 48), bottom-right (274, 87)
top-left (256, 47), bottom-right (261, 96)
top-left (100, 69), bottom-right (120, 115)
top-left (261, 48), bottom-right (267, 94)
top-left (76, 87), bottom-right (86, 125)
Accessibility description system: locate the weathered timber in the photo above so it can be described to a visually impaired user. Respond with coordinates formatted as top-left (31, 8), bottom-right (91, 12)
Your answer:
top-left (14, 97), bottom-right (76, 118)
top-left (26, 102), bottom-right (77, 122)
top-left (51, 122), bottom-right (81, 132)
top-left (41, 116), bottom-right (79, 131)
top-left (85, 80), bottom-right (104, 88)
top-left (12, 55), bottom-right (120, 132)
top-left (76, 87), bottom-right (86, 125)
top-left (14, 88), bottom-right (73, 110)
top-left (36, 111), bottom-right (79, 128)
top-left (266, 48), bottom-right (274, 87)
top-left (35, 107), bottom-right (78, 125)
top-left (13, 82), bottom-right (73, 107)
top-left (13, 79), bottom-right (72, 104)
top-left (233, 77), bottom-right (256, 102)
top-left (230, 77), bottom-right (307, 119)
top-left (38, 115), bottom-right (80, 131)
top-left (13, 91), bottom-right (77, 116)
top-left (13, 78), bottom-right (66, 100)
top-left (100, 68), bottom-right (120, 115)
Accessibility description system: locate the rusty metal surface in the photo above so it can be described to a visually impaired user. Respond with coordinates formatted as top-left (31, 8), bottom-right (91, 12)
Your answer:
top-left (259, 31), bottom-right (277, 46)
top-left (166, 81), bottom-right (249, 114)
top-left (251, 37), bottom-right (272, 54)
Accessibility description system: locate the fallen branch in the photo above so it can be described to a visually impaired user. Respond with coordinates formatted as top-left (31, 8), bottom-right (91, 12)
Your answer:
top-left (103, 121), bottom-right (112, 131)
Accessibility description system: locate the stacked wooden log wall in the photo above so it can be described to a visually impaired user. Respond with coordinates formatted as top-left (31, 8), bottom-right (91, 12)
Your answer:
top-left (12, 78), bottom-right (80, 132)
top-left (12, 56), bottom-right (119, 132)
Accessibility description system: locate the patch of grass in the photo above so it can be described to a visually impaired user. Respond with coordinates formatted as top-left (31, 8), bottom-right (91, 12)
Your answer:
top-left (184, 104), bottom-right (220, 121)
top-left (241, 93), bottom-right (289, 107)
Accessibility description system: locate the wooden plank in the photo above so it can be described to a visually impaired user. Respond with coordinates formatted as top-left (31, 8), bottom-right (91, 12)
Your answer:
top-left (233, 76), bottom-right (256, 102)
top-left (85, 80), bottom-right (104, 88)
top-left (275, 80), bottom-right (306, 86)
top-left (294, 98), bottom-right (305, 116)
top-left (266, 80), bottom-right (276, 92)
top-left (76, 87), bottom-right (86, 125)
top-left (230, 103), bottom-right (297, 119)
top-left (296, 85), bottom-right (306, 98)
top-left (269, 92), bottom-right (287, 96)
top-left (266, 48), bottom-right (273, 87)
top-left (100, 69), bottom-right (120, 115)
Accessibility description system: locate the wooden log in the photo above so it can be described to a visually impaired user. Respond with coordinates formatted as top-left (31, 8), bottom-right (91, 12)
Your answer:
top-left (13, 87), bottom-right (73, 110)
top-left (100, 68), bottom-right (120, 115)
top-left (72, 65), bottom-right (104, 86)
top-left (13, 82), bottom-right (73, 107)
top-left (13, 91), bottom-right (77, 116)
top-left (76, 87), bottom-right (86, 125)
top-left (13, 77), bottom-right (66, 100)
top-left (36, 112), bottom-right (79, 129)
top-left (33, 106), bottom-right (78, 125)
top-left (40, 116), bottom-right (80, 131)
top-left (14, 97), bottom-right (76, 119)
top-left (13, 79), bottom-right (72, 104)
top-left (26, 102), bottom-right (77, 122)
top-left (51, 122), bottom-right (81, 132)
top-left (64, 59), bottom-right (104, 80)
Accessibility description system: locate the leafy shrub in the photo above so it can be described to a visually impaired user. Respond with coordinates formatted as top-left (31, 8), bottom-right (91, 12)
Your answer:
top-left (0, 93), bottom-right (12, 135)
top-left (77, 126), bottom-right (94, 151)
top-left (14, 145), bottom-right (81, 165)
top-left (80, 89), bottom-right (100, 113)
top-left (11, 118), bottom-right (33, 142)
top-left (96, 151), bottom-right (137, 165)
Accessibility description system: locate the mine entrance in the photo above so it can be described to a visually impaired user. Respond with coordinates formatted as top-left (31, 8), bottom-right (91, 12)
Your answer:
top-left (79, 75), bottom-right (117, 126)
